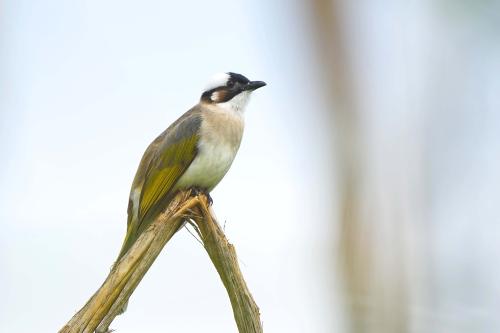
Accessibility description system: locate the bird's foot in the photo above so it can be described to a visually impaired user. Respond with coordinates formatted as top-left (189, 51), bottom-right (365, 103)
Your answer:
top-left (206, 192), bottom-right (213, 206)
top-left (189, 187), bottom-right (213, 206)
top-left (189, 186), bottom-right (202, 196)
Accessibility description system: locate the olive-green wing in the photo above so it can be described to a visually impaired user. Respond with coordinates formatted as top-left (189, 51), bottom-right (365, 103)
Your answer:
top-left (139, 134), bottom-right (198, 222)
top-left (118, 108), bottom-right (202, 259)
top-left (139, 109), bottom-right (202, 224)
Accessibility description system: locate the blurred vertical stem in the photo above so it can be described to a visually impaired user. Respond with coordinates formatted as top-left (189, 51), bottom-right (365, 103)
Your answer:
top-left (307, 1), bottom-right (409, 332)
top-left (307, 1), bottom-right (374, 332)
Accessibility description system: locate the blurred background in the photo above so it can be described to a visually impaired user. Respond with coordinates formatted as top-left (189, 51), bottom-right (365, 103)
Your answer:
top-left (1, 0), bottom-right (500, 332)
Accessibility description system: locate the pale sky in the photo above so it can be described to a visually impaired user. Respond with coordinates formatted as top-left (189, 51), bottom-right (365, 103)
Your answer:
top-left (0, 1), bottom-right (336, 332)
top-left (2, 1), bottom-right (500, 333)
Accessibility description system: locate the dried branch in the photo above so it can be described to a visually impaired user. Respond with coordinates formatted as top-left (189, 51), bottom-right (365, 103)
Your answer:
top-left (59, 191), bottom-right (196, 333)
top-left (192, 196), bottom-right (263, 333)
top-left (59, 192), bottom-right (262, 333)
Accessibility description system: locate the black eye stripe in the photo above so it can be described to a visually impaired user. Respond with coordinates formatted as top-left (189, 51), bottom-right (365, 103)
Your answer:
top-left (201, 72), bottom-right (250, 103)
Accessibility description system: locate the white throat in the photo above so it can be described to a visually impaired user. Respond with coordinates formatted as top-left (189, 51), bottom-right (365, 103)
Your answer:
top-left (217, 91), bottom-right (251, 113)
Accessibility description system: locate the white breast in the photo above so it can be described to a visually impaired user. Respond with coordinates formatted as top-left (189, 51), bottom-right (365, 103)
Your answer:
top-left (175, 106), bottom-right (244, 191)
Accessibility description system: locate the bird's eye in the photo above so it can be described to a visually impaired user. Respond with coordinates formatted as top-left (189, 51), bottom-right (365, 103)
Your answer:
top-left (227, 80), bottom-right (235, 88)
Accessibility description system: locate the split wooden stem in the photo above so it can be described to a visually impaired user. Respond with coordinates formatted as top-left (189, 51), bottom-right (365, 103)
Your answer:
top-left (59, 192), bottom-right (262, 333)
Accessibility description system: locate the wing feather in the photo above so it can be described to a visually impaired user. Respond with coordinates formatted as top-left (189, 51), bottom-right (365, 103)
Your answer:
top-left (138, 133), bottom-right (199, 221)
top-left (118, 107), bottom-right (202, 259)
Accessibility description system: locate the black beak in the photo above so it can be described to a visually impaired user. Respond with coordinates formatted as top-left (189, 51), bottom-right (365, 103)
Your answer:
top-left (245, 80), bottom-right (267, 91)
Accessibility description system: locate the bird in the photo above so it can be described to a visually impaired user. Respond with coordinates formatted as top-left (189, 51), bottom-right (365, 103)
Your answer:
top-left (116, 72), bottom-right (266, 262)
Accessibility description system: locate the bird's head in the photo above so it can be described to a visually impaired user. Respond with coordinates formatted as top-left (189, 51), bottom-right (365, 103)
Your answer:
top-left (201, 72), bottom-right (266, 112)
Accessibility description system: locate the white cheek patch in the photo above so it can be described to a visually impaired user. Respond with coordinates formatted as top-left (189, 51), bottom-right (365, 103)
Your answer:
top-left (204, 72), bottom-right (230, 91)
top-left (211, 91), bottom-right (222, 102)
